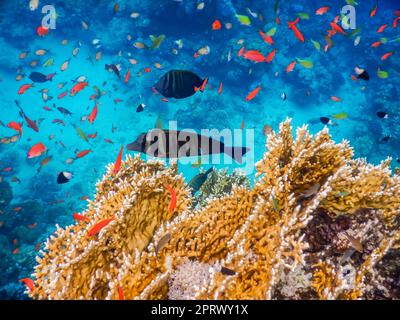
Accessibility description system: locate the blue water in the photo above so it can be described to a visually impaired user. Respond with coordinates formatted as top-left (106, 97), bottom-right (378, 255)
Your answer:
top-left (0, 0), bottom-right (399, 299)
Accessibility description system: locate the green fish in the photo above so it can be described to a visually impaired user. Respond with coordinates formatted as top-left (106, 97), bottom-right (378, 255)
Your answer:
top-left (274, 0), bottom-right (280, 13)
top-left (188, 167), bottom-right (213, 195)
top-left (377, 69), bottom-right (389, 79)
top-left (236, 14), bottom-right (251, 26)
top-left (311, 40), bottom-right (321, 51)
top-left (272, 196), bottom-right (279, 212)
top-left (149, 34), bottom-right (165, 49)
top-left (297, 12), bottom-right (310, 20)
top-left (332, 112), bottom-right (348, 120)
top-left (380, 37), bottom-right (388, 44)
top-left (75, 126), bottom-right (89, 143)
top-left (267, 26), bottom-right (277, 36)
top-left (349, 28), bottom-right (361, 37)
top-left (345, 0), bottom-right (358, 5)
top-left (336, 190), bottom-right (349, 197)
top-left (297, 58), bottom-right (313, 69)
top-left (43, 57), bottom-right (54, 67)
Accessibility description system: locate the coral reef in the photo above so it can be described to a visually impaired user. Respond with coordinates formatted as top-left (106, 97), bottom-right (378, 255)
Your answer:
top-left (28, 119), bottom-right (400, 300)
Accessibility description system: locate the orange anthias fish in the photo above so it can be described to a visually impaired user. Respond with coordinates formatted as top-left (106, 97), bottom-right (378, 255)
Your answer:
top-left (286, 61), bottom-right (296, 73)
top-left (370, 5), bottom-right (378, 17)
top-left (73, 212), bottom-right (90, 222)
top-left (381, 52), bottom-right (394, 61)
top-left (7, 122), bottom-right (22, 135)
top-left (76, 149), bottom-right (92, 159)
top-left (246, 86), bottom-right (262, 101)
top-left (377, 24), bottom-right (388, 33)
top-left (27, 142), bottom-right (46, 159)
top-left (124, 69), bottom-right (131, 83)
top-left (113, 146), bottom-right (124, 175)
top-left (258, 30), bottom-right (274, 45)
top-left (330, 22), bottom-right (346, 35)
top-left (242, 50), bottom-right (266, 63)
top-left (18, 84), bottom-right (34, 95)
top-left (166, 185), bottom-right (177, 213)
top-left (87, 218), bottom-right (114, 236)
top-left (265, 49), bottom-right (276, 63)
top-left (371, 41), bottom-right (382, 48)
top-left (288, 17), bottom-right (305, 42)
top-left (19, 278), bottom-right (35, 291)
top-left (117, 285), bottom-right (124, 300)
top-left (70, 82), bottom-right (88, 96)
top-left (195, 77), bottom-right (208, 92)
top-left (37, 26), bottom-right (49, 37)
top-left (88, 103), bottom-right (98, 124)
top-left (331, 96), bottom-right (342, 102)
top-left (218, 82), bottom-right (223, 94)
top-left (316, 6), bottom-right (330, 15)
top-left (238, 46), bottom-right (245, 57)
top-left (212, 19), bottom-right (222, 30)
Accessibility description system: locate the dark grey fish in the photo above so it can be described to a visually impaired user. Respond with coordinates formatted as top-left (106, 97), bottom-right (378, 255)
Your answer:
top-left (57, 107), bottom-right (72, 116)
top-left (105, 64), bottom-right (120, 79)
top-left (127, 129), bottom-right (250, 164)
top-left (28, 72), bottom-right (55, 83)
top-left (136, 103), bottom-right (145, 112)
top-left (320, 117), bottom-right (331, 125)
top-left (57, 171), bottom-right (72, 184)
top-left (188, 167), bottom-right (213, 195)
top-left (154, 70), bottom-right (204, 99)
top-left (220, 266), bottom-right (236, 276)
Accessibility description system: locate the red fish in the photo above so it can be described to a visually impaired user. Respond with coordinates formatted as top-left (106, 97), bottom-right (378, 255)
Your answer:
top-left (88, 132), bottom-right (98, 139)
top-left (265, 49), bottom-right (276, 63)
top-left (58, 90), bottom-right (68, 99)
top-left (151, 87), bottom-right (159, 95)
top-left (371, 41), bottom-right (382, 48)
top-left (88, 103), bottom-right (98, 124)
top-left (288, 18), bottom-right (305, 42)
top-left (218, 82), bottom-right (223, 94)
top-left (124, 69), bottom-right (131, 83)
top-left (330, 22), bottom-right (346, 35)
top-left (117, 285), bottom-right (124, 300)
top-left (166, 185), bottom-right (177, 213)
top-left (286, 61), bottom-right (296, 73)
top-left (7, 122), bottom-right (22, 135)
top-left (246, 86), bottom-right (262, 101)
top-left (19, 278), bottom-right (35, 291)
top-left (18, 84), bottom-right (34, 95)
top-left (316, 6), bottom-right (330, 15)
top-left (370, 5), bottom-right (378, 17)
top-left (242, 50), bottom-right (266, 63)
top-left (76, 149), bottom-right (91, 159)
top-left (28, 223), bottom-right (37, 229)
top-left (88, 218), bottom-right (114, 236)
top-left (275, 16), bottom-right (280, 25)
top-left (377, 24), bottom-right (388, 33)
top-left (70, 82), bottom-right (88, 96)
top-left (34, 242), bottom-right (41, 251)
top-left (331, 96), bottom-right (342, 102)
top-left (160, 98), bottom-right (169, 102)
top-left (43, 106), bottom-right (52, 111)
top-left (113, 146), bottom-right (124, 175)
top-left (238, 46), bottom-right (245, 57)
top-left (37, 26), bottom-right (49, 37)
top-left (351, 74), bottom-right (358, 82)
top-left (381, 52), bottom-right (394, 61)
top-left (80, 195), bottom-right (90, 201)
top-left (394, 17), bottom-right (400, 28)
top-left (144, 67), bottom-right (151, 73)
top-left (3, 167), bottom-right (12, 172)
top-left (104, 138), bottom-right (113, 144)
top-left (259, 30), bottom-right (274, 45)
top-left (212, 19), bottom-right (222, 30)
top-left (13, 248), bottom-right (20, 254)
top-left (73, 212), bottom-right (90, 222)
top-left (27, 142), bottom-right (46, 159)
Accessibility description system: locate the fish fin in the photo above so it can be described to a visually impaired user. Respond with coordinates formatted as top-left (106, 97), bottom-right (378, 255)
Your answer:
top-left (224, 146), bottom-right (250, 164)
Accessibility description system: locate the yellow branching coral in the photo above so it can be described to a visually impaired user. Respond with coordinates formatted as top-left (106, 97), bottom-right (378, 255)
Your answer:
top-left (29, 119), bottom-right (400, 300)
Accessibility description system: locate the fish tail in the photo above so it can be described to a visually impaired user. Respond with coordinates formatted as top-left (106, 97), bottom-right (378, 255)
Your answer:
top-left (224, 146), bottom-right (250, 164)
top-left (288, 17), bottom-right (299, 28)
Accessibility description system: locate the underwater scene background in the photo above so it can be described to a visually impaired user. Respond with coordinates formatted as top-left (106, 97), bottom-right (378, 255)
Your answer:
top-left (0, 0), bottom-right (399, 299)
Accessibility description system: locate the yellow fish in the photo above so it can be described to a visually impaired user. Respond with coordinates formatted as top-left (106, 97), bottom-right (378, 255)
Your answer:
top-left (297, 58), bottom-right (313, 69)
